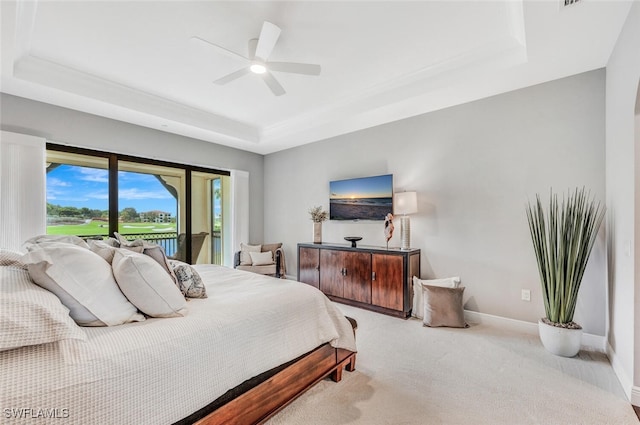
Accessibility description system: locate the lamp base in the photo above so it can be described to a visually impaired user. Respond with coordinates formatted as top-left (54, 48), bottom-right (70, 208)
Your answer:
top-left (400, 215), bottom-right (411, 250)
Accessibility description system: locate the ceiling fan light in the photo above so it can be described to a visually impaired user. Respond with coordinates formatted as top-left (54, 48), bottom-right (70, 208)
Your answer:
top-left (250, 63), bottom-right (267, 74)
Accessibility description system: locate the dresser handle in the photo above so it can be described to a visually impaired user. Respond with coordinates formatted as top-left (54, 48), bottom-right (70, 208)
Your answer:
top-left (372, 271), bottom-right (376, 281)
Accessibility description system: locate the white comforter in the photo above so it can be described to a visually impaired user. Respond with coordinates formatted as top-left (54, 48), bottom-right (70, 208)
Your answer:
top-left (1, 265), bottom-right (357, 425)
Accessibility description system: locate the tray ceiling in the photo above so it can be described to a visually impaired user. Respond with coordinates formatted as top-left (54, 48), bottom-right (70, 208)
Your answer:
top-left (0, 1), bottom-right (633, 154)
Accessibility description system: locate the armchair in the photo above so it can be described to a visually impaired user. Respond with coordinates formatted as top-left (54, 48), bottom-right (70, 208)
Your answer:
top-left (234, 243), bottom-right (286, 278)
top-left (169, 232), bottom-right (208, 264)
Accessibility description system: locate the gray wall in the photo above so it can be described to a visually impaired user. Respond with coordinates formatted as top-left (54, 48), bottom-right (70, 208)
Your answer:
top-left (605, 0), bottom-right (640, 400)
top-left (264, 69), bottom-right (607, 335)
top-left (0, 93), bottom-right (265, 245)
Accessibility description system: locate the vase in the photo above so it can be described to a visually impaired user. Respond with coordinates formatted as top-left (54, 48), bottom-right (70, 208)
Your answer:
top-left (538, 319), bottom-right (583, 357)
top-left (313, 222), bottom-right (322, 244)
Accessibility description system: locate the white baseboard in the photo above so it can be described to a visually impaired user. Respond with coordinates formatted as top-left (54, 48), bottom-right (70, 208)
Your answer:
top-left (632, 386), bottom-right (640, 406)
top-left (607, 341), bottom-right (633, 402)
top-left (464, 310), bottom-right (607, 353)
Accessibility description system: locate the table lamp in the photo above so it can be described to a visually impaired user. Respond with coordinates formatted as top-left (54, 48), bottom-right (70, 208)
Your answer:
top-left (394, 191), bottom-right (418, 250)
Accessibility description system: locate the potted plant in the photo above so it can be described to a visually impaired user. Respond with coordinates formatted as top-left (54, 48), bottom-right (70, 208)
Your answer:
top-left (525, 188), bottom-right (605, 357)
top-left (308, 206), bottom-right (328, 244)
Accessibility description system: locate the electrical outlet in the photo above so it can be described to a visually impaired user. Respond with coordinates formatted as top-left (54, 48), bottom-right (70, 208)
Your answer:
top-left (521, 289), bottom-right (531, 302)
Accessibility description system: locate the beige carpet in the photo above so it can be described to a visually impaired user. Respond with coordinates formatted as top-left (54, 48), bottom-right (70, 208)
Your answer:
top-left (267, 304), bottom-right (637, 425)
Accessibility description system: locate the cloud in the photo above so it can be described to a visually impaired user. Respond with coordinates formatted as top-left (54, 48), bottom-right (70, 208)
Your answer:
top-left (47, 177), bottom-right (70, 187)
top-left (119, 188), bottom-right (172, 200)
top-left (79, 168), bottom-right (108, 183)
top-left (86, 192), bottom-right (109, 200)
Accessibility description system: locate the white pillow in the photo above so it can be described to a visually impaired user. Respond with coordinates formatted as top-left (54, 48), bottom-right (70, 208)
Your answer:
top-left (113, 232), bottom-right (177, 283)
top-left (22, 243), bottom-right (144, 326)
top-left (240, 243), bottom-right (261, 265)
top-left (249, 251), bottom-right (274, 266)
top-left (112, 249), bottom-right (188, 318)
top-left (412, 276), bottom-right (461, 319)
top-left (1, 266), bottom-right (86, 351)
top-left (23, 234), bottom-right (89, 250)
top-left (88, 239), bottom-right (119, 264)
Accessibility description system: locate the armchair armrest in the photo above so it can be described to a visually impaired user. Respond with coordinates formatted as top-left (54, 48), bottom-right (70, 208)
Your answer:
top-left (274, 248), bottom-right (285, 278)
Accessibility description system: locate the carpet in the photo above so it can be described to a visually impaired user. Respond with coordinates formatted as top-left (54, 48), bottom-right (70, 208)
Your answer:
top-left (266, 304), bottom-right (637, 425)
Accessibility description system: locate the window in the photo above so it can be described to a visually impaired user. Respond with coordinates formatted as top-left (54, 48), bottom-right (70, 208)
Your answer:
top-left (45, 144), bottom-right (229, 265)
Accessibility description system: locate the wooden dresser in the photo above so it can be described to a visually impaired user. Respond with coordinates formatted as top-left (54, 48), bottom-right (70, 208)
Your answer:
top-left (297, 243), bottom-right (420, 318)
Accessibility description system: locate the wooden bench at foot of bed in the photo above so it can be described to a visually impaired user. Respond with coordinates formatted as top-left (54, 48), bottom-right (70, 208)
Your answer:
top-left (183, 318), bottom-right (357, 425)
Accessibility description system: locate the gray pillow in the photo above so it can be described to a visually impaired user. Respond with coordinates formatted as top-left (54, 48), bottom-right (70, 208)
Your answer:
top-left (422, 285), bottom-right (468, 328)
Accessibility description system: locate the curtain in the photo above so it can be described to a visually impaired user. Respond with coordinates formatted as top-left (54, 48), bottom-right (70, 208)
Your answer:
top-left (228, 169), bottom-right (249, 267)
top-left (0, 131), bottom-right (46, 251)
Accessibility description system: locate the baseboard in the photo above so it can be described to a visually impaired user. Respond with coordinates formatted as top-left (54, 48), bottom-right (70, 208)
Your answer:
top-left (464, 310), bottom-right (607, 353)
top-left (632, 386), bottom-right (640, 406)
top-left (607, 341), bottom-right (633, 401)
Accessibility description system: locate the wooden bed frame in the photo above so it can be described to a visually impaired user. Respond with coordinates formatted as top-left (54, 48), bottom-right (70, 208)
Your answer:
top-left (176, 319), bottom-right (357, 425)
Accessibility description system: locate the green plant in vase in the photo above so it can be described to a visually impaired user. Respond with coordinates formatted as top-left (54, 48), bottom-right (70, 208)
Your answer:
top-left (525, 187), bottom-right (605, 356)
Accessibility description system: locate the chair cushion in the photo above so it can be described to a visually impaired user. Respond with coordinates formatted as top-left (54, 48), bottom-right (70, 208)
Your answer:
top-left (240, 243), bottom-right (261, 265)
top-left (236, 264), bottom-right (277, 276)
top-left (249, 251), bottom-right (274, 266)
top-left (261, 243), bottom-right (282, 254)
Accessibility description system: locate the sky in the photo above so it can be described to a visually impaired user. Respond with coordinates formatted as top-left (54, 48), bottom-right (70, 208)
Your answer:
top-left (330, 174), bottom-right (393, 199)
top-left (47, 164), bottom-right (177, 213)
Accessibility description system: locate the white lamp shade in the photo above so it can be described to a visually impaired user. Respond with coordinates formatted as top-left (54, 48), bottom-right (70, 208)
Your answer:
top-left (394, 191), bottom-right (418, 215)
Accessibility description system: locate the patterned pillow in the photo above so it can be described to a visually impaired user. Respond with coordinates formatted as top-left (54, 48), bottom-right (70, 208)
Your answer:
top-left (0, 248), bottom-right (26, 269)
top-left (1, 266), bottom-right (86, 351)
top-left (168, 260), bottom-right (207, 299)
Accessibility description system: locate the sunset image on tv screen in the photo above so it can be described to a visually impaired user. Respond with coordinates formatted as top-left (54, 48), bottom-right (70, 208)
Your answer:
top-left (329, 174), bottom-right (393, 220)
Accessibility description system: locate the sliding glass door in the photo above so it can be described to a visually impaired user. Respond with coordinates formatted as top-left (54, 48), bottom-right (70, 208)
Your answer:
top-left (45, 145), bottom-right (229, 264)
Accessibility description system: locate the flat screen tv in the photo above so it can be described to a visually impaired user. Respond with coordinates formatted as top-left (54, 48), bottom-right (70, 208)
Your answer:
top-left (330, 174), bottom-right (393, 221)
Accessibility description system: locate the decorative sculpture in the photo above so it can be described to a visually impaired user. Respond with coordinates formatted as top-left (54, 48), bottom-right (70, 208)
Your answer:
top-left (384, 213), bottom-right (394, 249)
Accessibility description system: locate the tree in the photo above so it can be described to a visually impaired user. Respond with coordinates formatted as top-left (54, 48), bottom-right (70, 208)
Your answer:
top-left (120, 207), bottom-right (139, 222)
top-left (59, 206), bottom-right (80, 217)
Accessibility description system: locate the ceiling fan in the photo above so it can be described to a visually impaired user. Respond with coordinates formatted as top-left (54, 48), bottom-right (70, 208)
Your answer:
top-left (192, 21), bottom-right (321, 96)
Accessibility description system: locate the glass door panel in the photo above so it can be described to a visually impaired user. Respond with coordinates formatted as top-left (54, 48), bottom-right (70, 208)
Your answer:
top-left (45, 151), bottom-right (109, 238)
top-left (192, 171), bottom-right (228, 265)
top-left (117, 161), bottom-right (184, 258)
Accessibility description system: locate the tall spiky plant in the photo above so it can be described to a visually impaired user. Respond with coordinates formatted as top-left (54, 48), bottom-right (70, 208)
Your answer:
top-left (525, 188), bottom-right (605, 326)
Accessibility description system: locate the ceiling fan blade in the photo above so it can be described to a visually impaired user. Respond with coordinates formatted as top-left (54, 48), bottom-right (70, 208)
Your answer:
top-left (190, 36), bottom-right (249, 61)
top-left (254, 21), bottom-right (281, 62)
top-left (213, 67), bottom-right (250, 85)
top-left (261, 72), bottom-right (285, 96)
top-left (268, 62), bottom-right (321, 76)
top-left (248, 38), bottom-right (258, 60)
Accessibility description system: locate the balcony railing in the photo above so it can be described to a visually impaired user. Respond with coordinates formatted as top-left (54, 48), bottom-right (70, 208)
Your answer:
top-left (76, 231), bottom-right (222, 264)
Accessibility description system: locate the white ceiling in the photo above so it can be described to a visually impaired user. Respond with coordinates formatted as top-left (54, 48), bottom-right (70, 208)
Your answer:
top-left (0, 1), bottom-right (633, 155)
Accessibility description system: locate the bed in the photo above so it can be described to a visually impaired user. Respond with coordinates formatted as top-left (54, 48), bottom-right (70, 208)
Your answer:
top-left (0, 250), bottom-right (357, 425)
